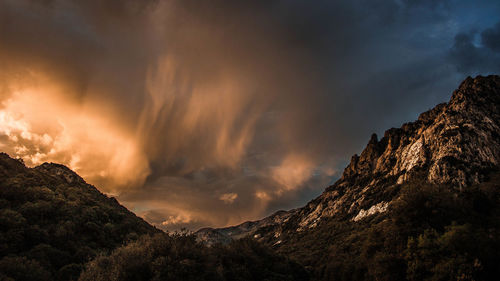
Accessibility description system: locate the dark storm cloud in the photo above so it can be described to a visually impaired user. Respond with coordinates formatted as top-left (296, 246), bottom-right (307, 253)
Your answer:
top-left (0, 0), bottom-right (499, 230)
top-left (482, 22), bottom-right (500, 52)
top-left (449, 21), bottom-right (500, 75)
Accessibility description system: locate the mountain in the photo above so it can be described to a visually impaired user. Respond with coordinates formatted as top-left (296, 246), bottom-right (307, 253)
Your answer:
top-left (0, 154), bottom-right (160, 280)
top-left (198, 75), bottom-right (500, 280)
top-left (282, 74), bottom-right (500, 230)
top-left (196, 210), bottom-right (297, 246)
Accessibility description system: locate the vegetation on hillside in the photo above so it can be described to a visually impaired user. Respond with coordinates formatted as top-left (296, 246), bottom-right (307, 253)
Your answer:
top-left (80, 233), bottom-right (308, 281)
top-left (271, 171), bottom-right (500, 281)
top-left (0, 154), bottom-right (158, 281)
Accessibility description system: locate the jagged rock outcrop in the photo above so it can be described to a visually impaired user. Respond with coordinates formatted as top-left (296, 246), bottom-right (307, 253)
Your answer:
top-left (342, 75), bottom-right (500, 188)
top-left (198, 75), bottom-right (500, 243)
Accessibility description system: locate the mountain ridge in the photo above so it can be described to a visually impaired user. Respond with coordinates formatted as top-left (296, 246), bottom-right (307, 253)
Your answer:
top-left (0, 152), bottom-right (160, 280)
top-left (197, 74), bottom-right (500, 244)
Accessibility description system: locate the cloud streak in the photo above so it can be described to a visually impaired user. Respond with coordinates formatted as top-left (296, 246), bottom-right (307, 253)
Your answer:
top-left (1, 0), bottom-right (499, 230)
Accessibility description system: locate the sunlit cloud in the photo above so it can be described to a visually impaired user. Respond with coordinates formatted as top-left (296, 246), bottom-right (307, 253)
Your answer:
top-left (219, 193), bottom-right (238, 204)
top-left (271, 154), bottom-right (314, 193)
top-left (161, 214), bottom-right (193, 227)
top-left (0, 73), bottom-right (150, 192)
top-left (255, 191), bottom-right (270, 201)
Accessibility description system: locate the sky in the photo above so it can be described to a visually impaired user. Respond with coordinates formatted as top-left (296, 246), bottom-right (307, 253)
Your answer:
top-left (1, 0), bottom-right (500, 231)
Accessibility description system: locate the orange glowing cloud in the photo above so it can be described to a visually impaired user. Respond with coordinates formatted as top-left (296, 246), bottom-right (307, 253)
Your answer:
top-left (0, 0), bottom-right (351, 231)
top-left (219, 192), bottom-right (238, 204)
top-left (271, 154), bottom-right (315, 192)
top-left (0, 73), bottom-right (150, 192)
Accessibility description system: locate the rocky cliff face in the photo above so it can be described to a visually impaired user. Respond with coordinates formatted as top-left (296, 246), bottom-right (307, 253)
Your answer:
top-left (198, 75), bottom-right (500, 243)
top-left (343, 75), bottom-right (500, 188)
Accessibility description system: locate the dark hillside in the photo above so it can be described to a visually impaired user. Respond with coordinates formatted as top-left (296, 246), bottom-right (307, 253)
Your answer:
top-left (0, 153), bottom-right (159, 281)
top-left (79, 233), bottom-right (308, 281)
top-left (273, 172), bottom-right (500, 280)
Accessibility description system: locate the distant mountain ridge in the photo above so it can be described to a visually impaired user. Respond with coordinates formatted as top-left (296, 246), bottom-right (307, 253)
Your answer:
top-left (198, 75), bottom-right (500, 245)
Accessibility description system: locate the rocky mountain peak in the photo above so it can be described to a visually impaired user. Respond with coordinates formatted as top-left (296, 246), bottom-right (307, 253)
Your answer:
top-left (293, 75), bottom-right (500, 230)
top-left (339, 75), bottom-right (500, 189)
top-left (450, 75), bottom-right (500, 107)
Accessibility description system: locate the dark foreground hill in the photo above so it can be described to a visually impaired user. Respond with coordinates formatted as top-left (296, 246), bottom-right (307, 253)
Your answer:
top-left (79, 234), bottom-right (307, 281)
top-left (0, 154), bottom-right (159, 280)
top-left (199, 75), bottom-right (500, 280)
top-left (0, 153), bottom-right (307, 281)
